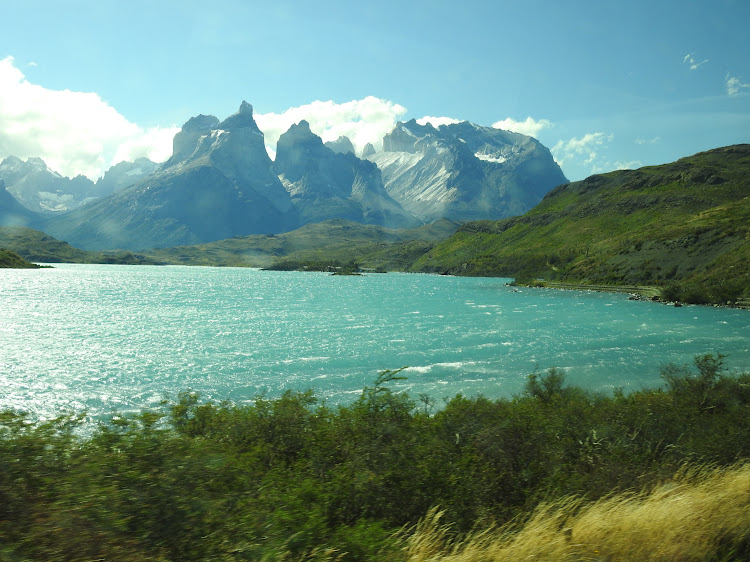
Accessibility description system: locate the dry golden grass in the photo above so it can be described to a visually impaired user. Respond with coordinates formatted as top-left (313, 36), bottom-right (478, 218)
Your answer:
top-left (401, 463), bottom-right (750, 561)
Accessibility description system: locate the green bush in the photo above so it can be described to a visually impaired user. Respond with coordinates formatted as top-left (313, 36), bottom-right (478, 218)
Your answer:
top-left (1, 357), bottom-right (749, 559)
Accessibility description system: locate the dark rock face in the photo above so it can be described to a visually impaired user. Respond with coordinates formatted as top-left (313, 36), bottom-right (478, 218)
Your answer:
top-left (169, 114), bottom-right (221, 162)
top-left (0, 179), bottom-right (39, 227)
top-left (369, 120), bottom-right (568, 223)
top-left (274, 121), bottom-right (419, 228)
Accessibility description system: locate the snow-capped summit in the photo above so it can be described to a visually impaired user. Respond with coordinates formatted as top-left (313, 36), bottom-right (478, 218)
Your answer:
top-left (368, 120), bottom-right (567, 223)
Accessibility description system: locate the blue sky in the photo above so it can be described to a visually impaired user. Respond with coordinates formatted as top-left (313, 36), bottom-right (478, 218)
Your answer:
top-left (1, 0), bottom-right (749, 182)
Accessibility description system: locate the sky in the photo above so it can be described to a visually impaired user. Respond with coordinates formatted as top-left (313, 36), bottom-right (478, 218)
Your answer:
top-left (1, 0), bottom-right (749, 182)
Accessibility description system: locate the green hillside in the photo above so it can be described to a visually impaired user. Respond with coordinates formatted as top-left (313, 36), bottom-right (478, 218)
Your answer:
top-left (0, 219), bottom-right (460, 270)
top-left (0, 226), bottom-right (162, 265)
top-left (411, 145), bottom-right (750, 304)
top-left (0, 248), bottom-right (41, 268)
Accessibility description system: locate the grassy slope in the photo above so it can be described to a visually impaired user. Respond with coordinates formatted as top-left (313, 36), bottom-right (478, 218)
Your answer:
top-left (411, 145), bottom-right (750, 302)
top-left (0, 247), bottom-right (41, 268)
top-left (0, 219), bottom-right (460, 269)
top-left (0, 225), bottom-right (162, 265)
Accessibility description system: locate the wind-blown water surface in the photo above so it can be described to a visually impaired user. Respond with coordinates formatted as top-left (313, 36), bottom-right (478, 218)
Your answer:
top-left (2, 264), bottom-right (749, 419)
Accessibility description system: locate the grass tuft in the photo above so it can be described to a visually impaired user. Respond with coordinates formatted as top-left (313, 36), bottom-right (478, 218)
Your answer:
top-left (402, 463), bottom-right (750, 560)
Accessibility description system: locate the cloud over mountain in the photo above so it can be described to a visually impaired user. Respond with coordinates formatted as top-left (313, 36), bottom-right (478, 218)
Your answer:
top-left (492, 116), bottom-right (552, 138)
top-left (254, 97), bottom-right (407, 158)
top-left (416, 116), bottom-right (461, 128)
top-left (0, 57), bottom-right (178, 180)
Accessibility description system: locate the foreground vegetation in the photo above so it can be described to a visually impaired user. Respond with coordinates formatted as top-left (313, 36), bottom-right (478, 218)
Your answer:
top-left (2, 355), bottom-right (750, 560)
top-left (403, 463), bottom-right (750, 560)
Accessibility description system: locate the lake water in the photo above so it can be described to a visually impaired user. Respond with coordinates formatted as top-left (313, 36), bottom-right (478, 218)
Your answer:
top-left (2, 264), bottom-right (749, 420)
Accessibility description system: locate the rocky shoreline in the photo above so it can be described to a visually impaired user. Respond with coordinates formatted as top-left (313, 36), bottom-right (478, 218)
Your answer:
top-left (530, 281), bottom-right (750, 310)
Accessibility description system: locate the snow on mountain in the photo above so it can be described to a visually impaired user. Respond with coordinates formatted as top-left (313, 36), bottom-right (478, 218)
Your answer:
top-left (368, 119), bottom-right (567, 223)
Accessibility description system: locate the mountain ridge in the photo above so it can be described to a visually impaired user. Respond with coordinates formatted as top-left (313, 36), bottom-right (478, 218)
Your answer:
top-left (1, 101), bottom-right (566, 250)
top-left (369, 119), bottom-right (567, 223)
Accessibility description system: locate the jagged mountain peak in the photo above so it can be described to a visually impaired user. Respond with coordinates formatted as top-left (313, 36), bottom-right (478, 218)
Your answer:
top-left (275, 121), bottom-right (327, 167)
top-left (0, 155), bottom-right (56, 176)
top-left (167, 102), bottom-right (269, 171)
top-left (273, 121), bottom-right (419, 228)
top-left (372, 119), bottom-right (567, 223)
top-left (218, 101), bottom-right (262, 132)
top-left (324, 136), bottom-right (355, 155)
top-left (18, 100), bottom-right (567, 250)
top-left (181, 114), bottom-right (220, 132)
top-left (283, 120), bottom-right (316, 140)
top-left (361, 143), bottom-right (376, 158)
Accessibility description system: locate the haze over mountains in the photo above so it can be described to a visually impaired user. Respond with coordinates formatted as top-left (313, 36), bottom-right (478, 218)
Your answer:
top-left (0, 102), bottom-right (566, 250)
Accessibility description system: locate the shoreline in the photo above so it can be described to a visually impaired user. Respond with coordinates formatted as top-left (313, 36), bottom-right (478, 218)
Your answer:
top-left (537, 281), bottom-right (661, 299)
top-left (529, 281), bottom-right (750, 310)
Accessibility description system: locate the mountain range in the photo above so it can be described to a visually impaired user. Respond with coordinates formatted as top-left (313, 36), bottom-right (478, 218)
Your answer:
top-left (0, 155), bottom-right (157, 214)
top-left (0, 102), bottom-right (566, 250)
top-left (2, 143), bottom-right (748, 306)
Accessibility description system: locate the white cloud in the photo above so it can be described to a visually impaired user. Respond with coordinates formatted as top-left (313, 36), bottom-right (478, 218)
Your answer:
top-left (0, 56), bottom-right (178, 180)
top-left (683, 52), bottom-right (708, 71)
top-left (416, 115), bottom-right (461, 128)
top-left (112, 126), bottom-right (180, 165)
top-left (254, 97), bottom-right (407, 159)
top-left (612, 160), bottom-right (643, 171)
top-left (551, 132), bottom-right (612, 168)
top-left (726, 74), bottom-right (750, 96)
top-left (492, 116), bottom-right (552, 138)
top-left (635, 136), bottom-right (661, 145)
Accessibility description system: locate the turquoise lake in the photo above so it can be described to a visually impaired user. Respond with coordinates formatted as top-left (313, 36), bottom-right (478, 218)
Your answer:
top-left (2, 264), bottom-right (749, 420)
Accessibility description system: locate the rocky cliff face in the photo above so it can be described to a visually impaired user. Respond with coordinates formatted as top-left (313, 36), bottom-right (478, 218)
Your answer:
top-left (274, 122), bottom-right (419, 228)
top-left (368, 120), bottom-right (567, 222)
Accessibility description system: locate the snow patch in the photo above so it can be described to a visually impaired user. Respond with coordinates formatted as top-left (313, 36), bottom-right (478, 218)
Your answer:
top-left (475, 152), bottom-right (507, 164)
